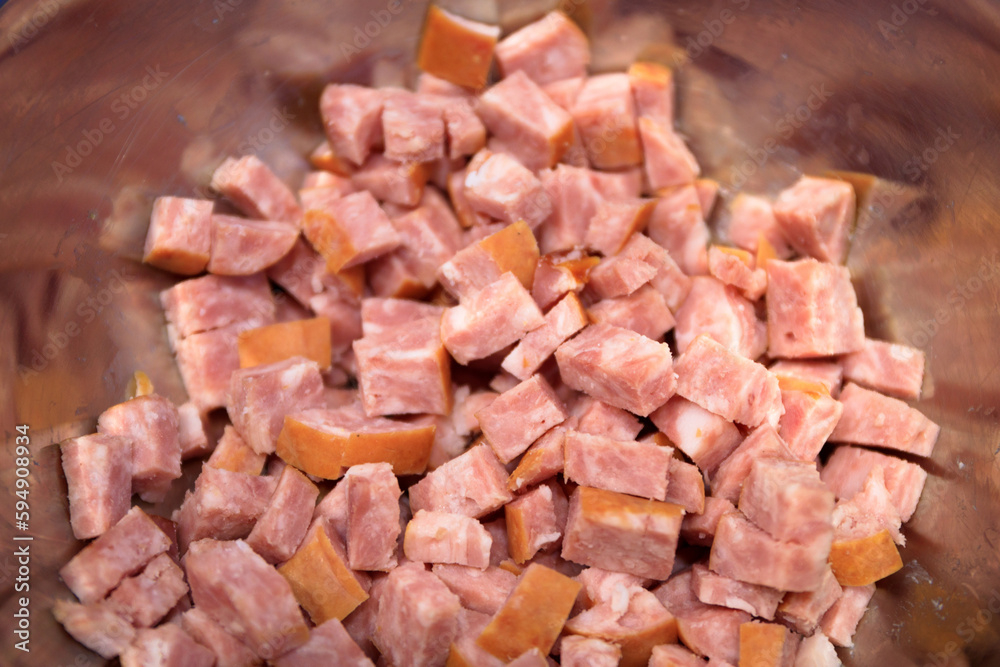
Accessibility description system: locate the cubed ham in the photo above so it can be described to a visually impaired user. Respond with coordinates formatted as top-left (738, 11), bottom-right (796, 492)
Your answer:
top-left (829, 529), bottom-right (903, 587)
top-left (174, 465), bottom-right (277, 551)
top-left (301, 171), bottom-right (357, 195)
top-left (404, 510), bottom-right (492, 568)
top-left (722, 194), bottom-right (792, 259)
top-left (648, 644), bottom-right (703, 667)
top-left (477, 563), bottom-right (582, 660)
top-left (174, 325), bottom-right (242, 412)
top-left (738, 621), bottom-right (798, 667)
top-left (439, 220), bottom-right (539, 299)
top-left (53, 600), bottom-right (134, 659)
top-left (266, 238), bottom-right (354, 307)
top-left (832, 466), bottom-right (904, 545)
top-left (572, 74), bottom-right (643, 169)
top-left (531, 254), bottom-right (598, 310)
top-left (448, 168), bottom-right (492, 228)
top-left (650, 396), bottom-right (742, 474)
top-left (771, 360), bottom-right (844, 397)
top-left (586, 198), bottom-right (656, 257)
top-left (143, 196), bottom-right (213, 275)
top-left (777, 380), bottom-right (844, 461)
top-left (60, 507), bottom-right (172, 604)
top-left (538, 165), bottom-right (606, 253)
top-left (228, 357), bottom-right (325, 454)
top-left (573, 397), bottom-right (643, 441)
top-left (587, 254), bottom-right (658, 300)
top-left (776, 567), bottom-right (843, 636)
top-left (674, 335), bottom-right (783, 430)
top-left (652, 571), bottom-right (749, 665)
top-left (564, 430), bottom-right (671, 500)
top-left (381, 90), bottom-right (446, 163)
top-left (681, 496), bottom-right (736, 547)
top-left (161, 271), bottom-right (275, 340)
top-left (246, 465), bottom-right (319, 564)
top-left (303, 191), bottom-right (402, 272)
top-left (639, 118), bottom-right (700, 191)
top-left (708, 246), bottom-right (768, 301)
top-left (690, 563), bottom-right (783, 620)
top-left (793, 632), bottom-right (840, 667)
top-left (104, 553), bottom-right (188, 627)
top-left (308, 139), bottom-right (354, 175)
top-left (673, 276), bottom-right (767, 360)
top-left (206, 425), bottom-right (266, 475)
top-left (60, 433), bottom-right (131, 540)
top-left (589, 284), bottom-right (676, 341)
top-left (478, 72), bottom-right (575, 171)
top-left (237, 316), bottom-right (332, 370)
top-left (185, 538), bottom-right (309, 659)
top-left (343, 462), bottom-right (401, 571)
top-left (207, 214), bottom-right (298, 276)
top-left (432, 564), bottom-right (517, 615)
top-left (709, 512), bottom-right (832, 592)
top-left (278, 523), bottom-right (369, 623)
top-left (821, 446), bottom-right (927, 522)
top-left (120, 623), bottom-right (216, 667)
top-left (97, 394), bottom-right (181, 503)
top-left (616, 233), bottom-right (692, 312)
top-left (210, 155), bottom-right (302, 224)
top-left (773, 176), bottom-right (855, 264)
top-left (476, 374), bottom-right (567, 463)
top-left (495, 11), bottom-right (589, 85)
top-left (818, 584), bottom-right (875, 647)
top-left (319, 84), bottom-right (384, 166)
top-left (831, 382), bottom-right (940, 457)
top-left (555, 323), bottom-right (676, 417)
top-left (709, 425), bottom-right (793, 504)
top-left (409, 444), bottom-right (514, 518)
top-left (502, 293), bottom-right (588, 379)
top-left (463, 151), bottom-right (553, 225)
top-left (441, 97), bottom-right (489, 158)
top-left (562, 486), bottom-right (683, 579)
top-left (375, 562), bottom-right (462, 667)
top-left (508, 426), bottom-right (566, 492)
top-left (417, 5), bottom-right (499, 89)
top-left (739, 459), bottom-right (834, 542)
top-left (351, 153), bottom-right (429, 207)
top-left (766, 259), bottom-right (865, 358)
top-left (565, 587), bottom-right (678, 667)
top-left (177, 401), bottom-right (211, 459)
top-left (441, 272), bottom-right (546, 365)
top-left (270, 619), bottom-right (373, 667)
top-left (840, 338), bottom-right (925, 400)
top-left (646, 185), bottom-right (710, 276)
top-left (361, 297), bottom-right (444, 336)
top-left (505, 481), bottom-right (567, 563)
top-left (664, 459), bottom-right (706, 514)
top-left (628, 61), bottom-right (674, 127)
top-left (561, 635), bottom-right (622, 667)
top-left (181, 608), bottom-right (262, 667)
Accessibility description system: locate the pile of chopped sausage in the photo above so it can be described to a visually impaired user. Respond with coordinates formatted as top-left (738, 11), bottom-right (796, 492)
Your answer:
top-left (54, 7), bottom-right (938, 667)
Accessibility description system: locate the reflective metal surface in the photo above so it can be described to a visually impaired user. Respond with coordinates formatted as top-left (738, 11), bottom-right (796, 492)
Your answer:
top-left (1, 0), bottom-right (998, 665)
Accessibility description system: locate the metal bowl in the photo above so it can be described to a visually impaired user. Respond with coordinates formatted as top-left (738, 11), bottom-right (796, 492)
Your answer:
top-left (1, 0), bottom-right (998, 665)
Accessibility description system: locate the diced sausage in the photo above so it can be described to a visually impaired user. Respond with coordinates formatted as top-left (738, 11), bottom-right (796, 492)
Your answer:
top-left (361, 297), bottom-right (445, 337)
top-left (564, 430), bottom-right (671, 501)
top-left (680, 496), bottom-right (736, 547)
top-left (722, 194), bottom-right (792, 259)
top-left (737, 621), bottom-right (798, 667)
top-left (572, 396), bottom-right (643, 441)
top-left (161, 273), bottom-right (275, 339)
top-left (651, 571), bottom-right (749, 664)
top-left (266, 238), bottom-right (357, 308)
top-left (628, 61), bottom-right (674, 127)
top-left (237, 316), bottom-right (332, 370)
top-left (417, 5), bottom-right (500, 89)
top-left (278, 523), bottom-right (369, 624)
top-left (818, 584), bottom-right (875, 648)
top-left (300, 171), bottom-right (357, 195)
top-left (143, 197), bottom-right (213, 275)
top-left (773, 175), bottom-right (855, 264)
top-left (561, 635), bottom-right (622, 667)
top-left (572, 74), bottom-right (643, 169)
top-left (831, 383), bottom-right (940, 457)
top-left (210, 155), bottom-right (302, 224)
top-left (616, 233), bottom-right (692, 312)
top-left (302, 191), bottom-right (402, 272)
top-left (508, 426), bottom-right (567, 492)
top-left (97, 394), bottom-right (181, 503)
top-left (477, 374), bottom-right (567, 463)
top-left (448, 168), bottom-right (492, 228)
top-left (776, 567), bottom-right (843, 636)
top-left (673, 276), bottom-right (767, 360)
top-left (246, 465), bottom-right (319, 564)
top-left (739, 459), bottom-right (834, 542)
top-left (441, 97), bottom-right (488, 158)
top-left (538, 165), bottom-right (606, 253)
top-left (207, 214), bottom-right (298, 276)
top-left (650, 396), bottom-right (742, 475)
top-left (207, 425), bottom-right (267, 475)
top-left (174, 324), bottom-right (242, 412)
top-left (351, 153), bottom-right (429, 207)
top-left (793, 632), bottom-right (841, 667)
top-left (564, 587), bottom-right (677, 667)
top-left (820, 446), bottom-right (927, 522)
top-left (344, 462), bottom-right (401, 571)
top-left (439, 220), bottom-right (539, 299)
top-left (586, 198), bottom-right (656, 257)
top-left (648, 643), bottom-right (703, 667)
top-left (646, 185), bottom-right (710, 276)
top-left (181, 608), bottom-right (263, 667)
top-left (832, 466), bottom-right (904, 545)
top-left (587, 254), bottom-right (657, 300)
top-left (60, 433), bottom-right (131, 540)
top-left (382, 90), bottom-right (446, 163)
top-left (464, 150), bottom-right (553, 226)
top-left (495, 12), bottom-right (589, 85)
top-left (177, 401), bottom-right (211, 459)
top-left (709, 425), bottom-right (793, 504)
top-left (771, 359), bottom-right (844, 397)
top-left (505, 481), bottom-right (567, 563)
top-left (708, 245), bottom-right (767, 301)
top-left (829, 529), bottom-right (903, 587)
top-left (690, 563), bottom-right (783, 621)
top-left (120, 624), bottom-right (216, 667)
top-left (839, 337), bottom-right (925, 400)
top-left (173, 465), bottom-right (277, 551)
top-left (404, 509), bottom-right (492, 568)
top-left (777, 380), bottom-right (844, 461)
top-left (663, 459), bottom-right (706, 515)
top-left (319, 84), bottom-right (384, 166)
top-left (432, 564), bottom-right (518, 615)
top-left (409, 444), bottom-right (514, 518)
top-left (503, 293), bottom-right (588, 380)
top-left (589, 283), bottom-right (677, 341)
top-left (532, 253), bottom-right (599, 309)
top-left (104, 553), bottom-right (188, 627)
top-left (53, 600), bottom-right (134, 658)
top-left (639, 118), bottom-right (700, 191)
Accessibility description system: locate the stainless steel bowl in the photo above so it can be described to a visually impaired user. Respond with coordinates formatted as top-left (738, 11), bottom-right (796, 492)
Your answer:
top-left (1, 0), bottom-right (998, 665)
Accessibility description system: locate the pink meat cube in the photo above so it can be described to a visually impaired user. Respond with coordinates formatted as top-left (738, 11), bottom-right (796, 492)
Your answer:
top-left (478, 71), bottom-right (575, 171)
top-left (495, 11), bottom-right (589, 85)
top-left (476, 374), bottom-right (567, 463)
top-left (301, 170), bottom-right (357, 193)
top-left (840, 338), bottom-right (925, 400)
top-left (210, 155), bottom-right (302, 224)
top-left (266, 238), bottom-right (349, 307)
top-left (573, 397), bottom-right (643, 441)
top-left (777, 383), bottom-right (844, 461)
top-left (628, 61), bottom-right (674, 128)
top-left (646, 185), bottom-right (710, 276)
top-left (60, 433), bottom-right (131, 540)
top-left (60, 507), bottom-right (172, 604)
top-left (104, 553), bottom-right (187, 627)
top-left (272, 618), bottom-right (375, 667)
top-left (438, 220), bottom-right (539, 300)
top-left (305, 190), bottom-right (402, 271)
top-left (561, 636), bottom-right (622, 667)
top-left (350, 153), bottom-right (428, 207)
top-left (403, 510), bottom-right (492, 568)
top-left (181, 608), bottom-right (262, 667)
top-left (97, 394), bottom-right (181, 503)
top-left (648, 643), bottom-right (703, 667)
top-left (502, 293), bottom-right (588, 380)
top-left (207, 424), bottom-right (267, 475)
top-left (821, 446), bottom-right (927, 522)
top-left (576, 567), bottom-right (649, 607)
top-left (409, 444), bottom-right (514, 518)
top-left (563, 430), bottom-right (671, 500)
top-left (555, 323), bottom-right (676, 417)
top-left (373, 562), bottom-right (461, 667)
top-left (505, 482), bottom-right (568, 563)
top-left (652, 571), bottom-right (748, 664)
top-left (650, 396), bottom-right (742, 474)
top-left (739, 459), bottom-right (834, 542)
top-left (674, 335), bottom-right (783, 429)
top-left (690, 563), bottom-right (783, 620)
top-left (361, 298), bottom-right (445, 337)
top-left (819, 584), bottom-right (875, 647)
top-left (381, 91), bottom-right (445, 163)
top-left (639, 117), bottom-right (700, 191)
top-left (345, 463), bottom-right (401, 571)
top-left (432, 564), bottom-right (517, 615)
top-left (161, 273), bottom-right (275, 339)
top-left (709, 512), bottom-right (833, 592)
top-left (464, 150), bottom-right (553, 226)
top-left (564, 586), bottom-right (676, 666)
top-left (589, 284), bottom-right (677, 341)
top-left (227, 357), bottom-right (326, 454)
top-left (319, 84), bottom-right (384, 166)
top-left (616, 233), bottom-right (691, 312)
top-left (664, 459), bottom-right (706, 514)
top-left (707, 246), bottom-right (767, 301)
top-left (794, 632), bottom-right (841, 666)
top-left (441, 272), bottom-right (546, 365)
top-left (207, 214), bottom-right (298, 276)
top-left (508, 426), bottom-right (567, 492)
top-left (312, 480), bottom-right (348, 543)
top-left (587, 254), bottom-right (657, 299)
top-left (177, 402), bottom-right (211, 459)
top-left (561, 485), bottom-right (683, 579)
top-left (831, 382), bottom-right (940, 457)
top-left (777, 567), bottom-right (843, 636)
top-left (592, 167), bottom-right (644, 199)
top-left (174, 465), bottom-right (278, 551)
top-left (143, 196), bottom-right (213, 275)
top-left (383, 202), bottom-right (464, 291)
top-left (766, 258), bottom-right (865, 358)
top-left (308, 291), bottom-right (364, 353)
top-left (773, 175), bottom-right (855, 264)
top-left (120, 624), bottom-right (215, 667)
top-left (184, 538), bottom-right (309, 659)
top-left (680, 496), bottom-right (736, 547)
top-left (53, 599), bottom-right (135, 659)
top-left (585, 198), bottom-right (656, 257)
top-left (709, 424), bottom-right (793, 504)
top-left (441, 97), bottom-right (487, 159)
top-left (771, 359), bottom-right (844, 397)
top-left (673, 276), bottom-right (767, 360)
top-left (832, 466), bottom-right (905, 545)
top-left (722, 193), bottom-right (792, 259)
top-left (246, 465), bottom-right (319, 564)
top-left (572, 74), bottom-right (643, 169)
top-left (538, 165), bottom-right (606, 253)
